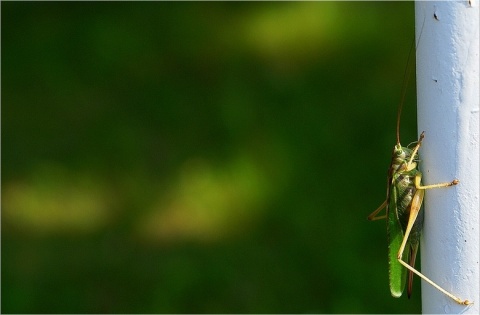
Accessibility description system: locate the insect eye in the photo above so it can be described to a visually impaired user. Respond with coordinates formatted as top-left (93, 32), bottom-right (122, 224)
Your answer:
top-left (395, 150), bottom-right (405, 158)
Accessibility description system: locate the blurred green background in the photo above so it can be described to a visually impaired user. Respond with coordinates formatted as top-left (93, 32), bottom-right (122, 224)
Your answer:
top-left (2, 2), bottom-right (423, 313)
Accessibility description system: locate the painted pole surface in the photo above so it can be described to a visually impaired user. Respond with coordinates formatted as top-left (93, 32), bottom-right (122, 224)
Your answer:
top-left (415, 1), bottom-right (479, 313)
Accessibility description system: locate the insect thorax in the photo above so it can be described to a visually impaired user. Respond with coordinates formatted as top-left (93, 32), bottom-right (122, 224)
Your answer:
top-left (390, 144), bottom-right (423, 234)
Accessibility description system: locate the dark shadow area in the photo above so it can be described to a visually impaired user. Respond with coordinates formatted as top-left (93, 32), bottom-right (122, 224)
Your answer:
top-left (2, 2), bottom-right (421, 313)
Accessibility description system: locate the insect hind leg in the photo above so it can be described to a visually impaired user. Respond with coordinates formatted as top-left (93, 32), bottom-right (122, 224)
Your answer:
top-left (397, 259), bottom-right (471, 305)
top-left (397, 183), bottom-right (470, 305)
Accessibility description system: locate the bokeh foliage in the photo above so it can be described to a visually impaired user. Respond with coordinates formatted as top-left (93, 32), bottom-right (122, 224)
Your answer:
top-left (2, 2), bottom-right (422, 313)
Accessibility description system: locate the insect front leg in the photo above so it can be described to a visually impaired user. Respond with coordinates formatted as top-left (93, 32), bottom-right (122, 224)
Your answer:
top-left (406, 131), bottom-right (425, 168)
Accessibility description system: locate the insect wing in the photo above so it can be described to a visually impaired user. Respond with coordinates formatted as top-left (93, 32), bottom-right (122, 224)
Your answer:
top-left (387, 182), bottom-right (409, 298)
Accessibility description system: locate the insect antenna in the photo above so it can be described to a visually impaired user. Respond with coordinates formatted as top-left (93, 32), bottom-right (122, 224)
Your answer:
top-left (396, 13), bottom-right (426, 146)
top-left (396, 37), bottom-right (416, 146)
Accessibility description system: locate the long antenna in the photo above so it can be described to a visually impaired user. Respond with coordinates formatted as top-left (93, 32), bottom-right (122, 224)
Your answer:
top-left (396, 37), bottom-right (416, 145)
top-left (396, 14), bottom-right (426, 146)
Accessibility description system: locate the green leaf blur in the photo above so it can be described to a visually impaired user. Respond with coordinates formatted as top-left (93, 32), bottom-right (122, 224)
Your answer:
top-left (2, 2), bottom-right (421, 313)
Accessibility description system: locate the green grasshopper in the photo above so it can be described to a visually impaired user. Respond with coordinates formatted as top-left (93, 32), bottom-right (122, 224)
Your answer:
top-left (367, 32), bottom-right (471, 306)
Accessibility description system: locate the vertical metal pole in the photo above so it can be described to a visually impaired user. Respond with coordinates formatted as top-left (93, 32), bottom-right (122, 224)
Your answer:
top-left (415, 1), bottom-right (479, 313)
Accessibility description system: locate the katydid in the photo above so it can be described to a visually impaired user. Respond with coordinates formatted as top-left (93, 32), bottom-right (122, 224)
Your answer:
top-left (367, 30), bottom-right (471, 306)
